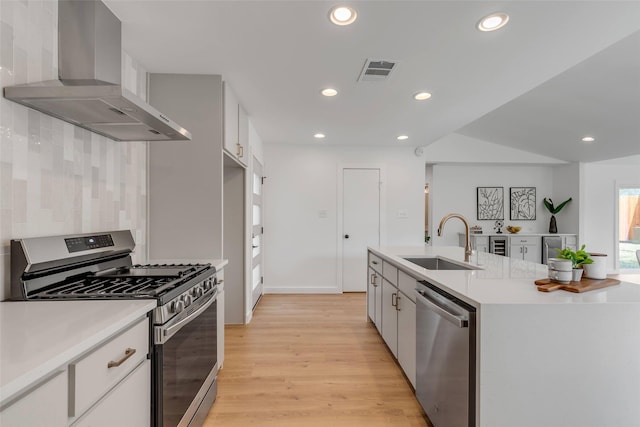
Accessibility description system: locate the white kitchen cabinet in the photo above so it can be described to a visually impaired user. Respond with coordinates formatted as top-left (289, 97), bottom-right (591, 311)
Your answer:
top-left (0, 370), bottom-right (67, 427)
top-left (72, 360), bottom-right (150, 427)
top-left (0, 312), bottom-right (150, 427)
top-left (69, 318), bottom-right (148, 417)
top-left (68, 317), bottom-right (150, 426)
top-left (370, 258), bottom-right (417, 387)
top-left (396, 291), bottom-right (416, 388)
top-left (509, 236), bottom-right (540, 263)
top-left (148, 74), bottom-right (224, 262)
top-left (223, 81), bottom-right (247, 167)
top-left (367, 267), bottom-right (376, 322)
top-left (381, 279), bottom-right (398, 357)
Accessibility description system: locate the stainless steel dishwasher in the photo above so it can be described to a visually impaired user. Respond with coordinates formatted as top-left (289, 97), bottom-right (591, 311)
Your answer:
top-left (415, 280), bottom-right (476, 427)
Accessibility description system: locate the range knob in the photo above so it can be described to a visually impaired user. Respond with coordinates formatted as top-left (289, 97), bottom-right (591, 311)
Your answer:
top-left (171, 300), bottom-right (185, 314)
top-left (182, 294), bottom-right (193, 307)
top-left (193, 286), bottom-right (204, 298)
top-left (202, 279), bottom-right (212, 292)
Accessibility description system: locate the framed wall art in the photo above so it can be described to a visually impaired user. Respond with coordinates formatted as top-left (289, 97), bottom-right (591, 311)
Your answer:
top-left (510, 187), bottom-right (536, 220)
top-left (477, 187), bottom-right (504, 220)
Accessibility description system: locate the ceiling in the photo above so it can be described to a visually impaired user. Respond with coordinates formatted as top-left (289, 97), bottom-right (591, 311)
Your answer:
top-left (105, 1), bottom-right (640, 162)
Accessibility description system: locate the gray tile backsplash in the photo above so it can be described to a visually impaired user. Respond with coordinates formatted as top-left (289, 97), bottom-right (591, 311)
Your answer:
top-left (0, 0), bottom-right (149, 301)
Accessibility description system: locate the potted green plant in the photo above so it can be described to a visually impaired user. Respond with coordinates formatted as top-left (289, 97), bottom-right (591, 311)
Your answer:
top-left (543, 197), bottom-right (572, 234)
top-left (556, 244), bottom-right (593, 281)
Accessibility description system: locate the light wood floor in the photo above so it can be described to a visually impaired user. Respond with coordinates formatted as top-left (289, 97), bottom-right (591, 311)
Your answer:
top-left (204, 294), bottom-right (429, 427)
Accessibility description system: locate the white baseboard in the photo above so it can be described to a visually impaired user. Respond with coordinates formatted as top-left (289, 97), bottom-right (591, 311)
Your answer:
top-left (264, 286), bottom-right (341, 294)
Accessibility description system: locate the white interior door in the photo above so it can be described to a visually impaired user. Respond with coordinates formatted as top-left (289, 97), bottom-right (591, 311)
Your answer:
top-left (342, 168), bottom-right (380, 292)
top-left (251, 157), bottom-right (264, 310)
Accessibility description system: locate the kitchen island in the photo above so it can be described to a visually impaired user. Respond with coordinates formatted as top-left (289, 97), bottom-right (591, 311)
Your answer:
top-left (369, 246), bottom-right (640, 427)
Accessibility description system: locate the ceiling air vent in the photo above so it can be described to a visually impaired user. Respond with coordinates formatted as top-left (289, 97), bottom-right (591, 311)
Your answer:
top-left (358, 59), bottom-right (398, 82)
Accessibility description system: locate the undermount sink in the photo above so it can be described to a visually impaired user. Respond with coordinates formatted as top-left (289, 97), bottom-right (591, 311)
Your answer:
top-left (403, 257), bottom-right (479, 270)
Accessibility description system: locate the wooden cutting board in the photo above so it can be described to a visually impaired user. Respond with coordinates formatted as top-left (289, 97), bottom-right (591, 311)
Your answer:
top-left (535, 278), bottom-right (621, 293)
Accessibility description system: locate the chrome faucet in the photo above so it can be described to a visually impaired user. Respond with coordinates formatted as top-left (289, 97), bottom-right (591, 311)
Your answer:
top-left (437, 213), bottom-right (472, 263)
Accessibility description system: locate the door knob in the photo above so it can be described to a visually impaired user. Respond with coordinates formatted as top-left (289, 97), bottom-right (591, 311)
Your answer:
top-left (344, 234), bottom-right (349, 239)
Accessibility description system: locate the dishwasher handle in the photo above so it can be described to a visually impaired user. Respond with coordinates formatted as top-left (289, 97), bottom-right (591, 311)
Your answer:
top-left (416, 289), bottom-right (469, 328)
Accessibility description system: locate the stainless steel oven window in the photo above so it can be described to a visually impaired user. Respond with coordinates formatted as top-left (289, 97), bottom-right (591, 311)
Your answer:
top-left (153, 293), bottom-right (218, 427)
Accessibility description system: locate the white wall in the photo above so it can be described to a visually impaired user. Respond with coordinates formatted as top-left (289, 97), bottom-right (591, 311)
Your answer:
top-left (430, 165), bottom-right (555, 246)
top-left (263, 143), bottom-right (424, 293)
top-left (0, 0), bottom-right (148, 301)
top-left (551, 163), bottom-right (581, 235)
top-left (582, 155), bottom-right (640, 272)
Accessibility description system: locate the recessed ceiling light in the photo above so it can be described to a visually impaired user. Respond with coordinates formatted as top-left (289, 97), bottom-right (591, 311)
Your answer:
top-left (414, 92), bottom-right (432, 101)
top-left (477, 12), bottom-right (509, 32)
top-left (321, 88), bottom-right (338, 97)
top-left (314, 133), bottom-right (326, 139)
top-left (581, 136), bottom-right (595, 143)
top-left (397, 135), bottom-right (409, 141)
top-left (329, 6), bottom-right (357, 26)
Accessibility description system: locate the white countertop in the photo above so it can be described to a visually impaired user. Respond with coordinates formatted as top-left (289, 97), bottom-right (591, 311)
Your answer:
top-left (0, 299), bottom-right (156, 407)
top-left (369, 246), bottom-right (640, 306)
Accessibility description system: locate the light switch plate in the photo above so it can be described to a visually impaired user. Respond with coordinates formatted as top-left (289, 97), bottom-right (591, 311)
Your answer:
top-left (318, 210), bottom-right (328, 218)
top-left (397, 210), bottom-right (408, 219)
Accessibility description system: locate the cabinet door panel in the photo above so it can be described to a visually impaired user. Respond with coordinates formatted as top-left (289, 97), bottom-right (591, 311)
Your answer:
top-left (223, 82), bottom-right (239, 155)
top-left (523, 244), bottom-right (540, 263)
top-left (374, 275), bottom-right (383, 333)
top-left (0, 371), bottom-right (67, 427)
top-left (367, 268), bottom-right (378, 323)
top-left (72, 360), bottom-right (150, 427)
top-left (381, 280), bottom-right (398, 357)
top-left (397, 295), bottom-right (416, 388)
top-left (237, 105), bottom-right (248, 165)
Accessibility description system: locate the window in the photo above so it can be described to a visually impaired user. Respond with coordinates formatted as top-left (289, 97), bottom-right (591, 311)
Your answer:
top-left (617, 186), bottom-right (640, 270)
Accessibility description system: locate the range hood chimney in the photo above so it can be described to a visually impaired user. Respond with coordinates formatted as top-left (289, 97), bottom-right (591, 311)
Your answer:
top-left (3, 0), bottom-right (191, 142)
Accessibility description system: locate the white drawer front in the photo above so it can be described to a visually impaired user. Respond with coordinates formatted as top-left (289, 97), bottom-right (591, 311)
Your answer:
top-left (368, 253), bottom-right (382, 272)
top-left (510, 236), bottom-right (538, 246)
top-left (382, 261), bottom-right (398, 286)
top-left (398, 270), bottom-right (417, 302)
top-left (70, 317), bottom-right (149, 417)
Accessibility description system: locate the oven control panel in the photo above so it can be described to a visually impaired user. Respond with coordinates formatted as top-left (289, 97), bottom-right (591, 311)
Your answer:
top-left (65, 234), bottom-right (114, 253)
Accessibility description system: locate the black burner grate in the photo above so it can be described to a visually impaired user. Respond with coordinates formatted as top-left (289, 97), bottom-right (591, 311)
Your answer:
top-left (30, 263), bottom-right (211, 299)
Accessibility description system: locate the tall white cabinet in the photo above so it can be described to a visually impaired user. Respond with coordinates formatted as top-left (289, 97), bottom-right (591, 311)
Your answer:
top-left (148, 74), bottom-right (224, 261)
top-left (148, 74), bottom-right (259, 325)
top-left (223, 82), bottom-right (248, 167)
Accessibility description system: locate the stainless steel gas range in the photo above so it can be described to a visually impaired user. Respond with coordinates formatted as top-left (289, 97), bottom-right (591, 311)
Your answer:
top-left (11, 230), bottom-right (219, 427)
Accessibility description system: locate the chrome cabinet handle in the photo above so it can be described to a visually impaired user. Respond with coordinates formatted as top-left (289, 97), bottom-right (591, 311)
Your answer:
top-left (370, 274), bottom-right (377, 285)
top-left (237, 143), bottom-right (244, 158)
top-left (391, 292), bottom-right (397, 307)
top-left (371, 260), bottom-right (378, 265)
top-left (108, 348), bottom-right (136, 368)
top-left (396, 294), bottom-right (401, 311)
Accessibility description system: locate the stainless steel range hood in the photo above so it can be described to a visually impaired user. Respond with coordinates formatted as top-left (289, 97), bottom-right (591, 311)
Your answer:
top-left (3, 0), bottom-right (191, 142)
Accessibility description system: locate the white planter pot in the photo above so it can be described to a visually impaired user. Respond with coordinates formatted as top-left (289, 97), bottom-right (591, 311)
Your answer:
top-left (584, 253), bottom-right (607, 279)
top-left (572, 268), bottom-right (583, 282)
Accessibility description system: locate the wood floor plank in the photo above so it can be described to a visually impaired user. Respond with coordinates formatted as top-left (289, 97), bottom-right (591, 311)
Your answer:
top-left (204, 294), bottom-right (429, 427)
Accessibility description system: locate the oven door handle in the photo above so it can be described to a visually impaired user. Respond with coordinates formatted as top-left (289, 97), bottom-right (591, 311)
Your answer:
top-left (156, 289), bottom-right (217, 344)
